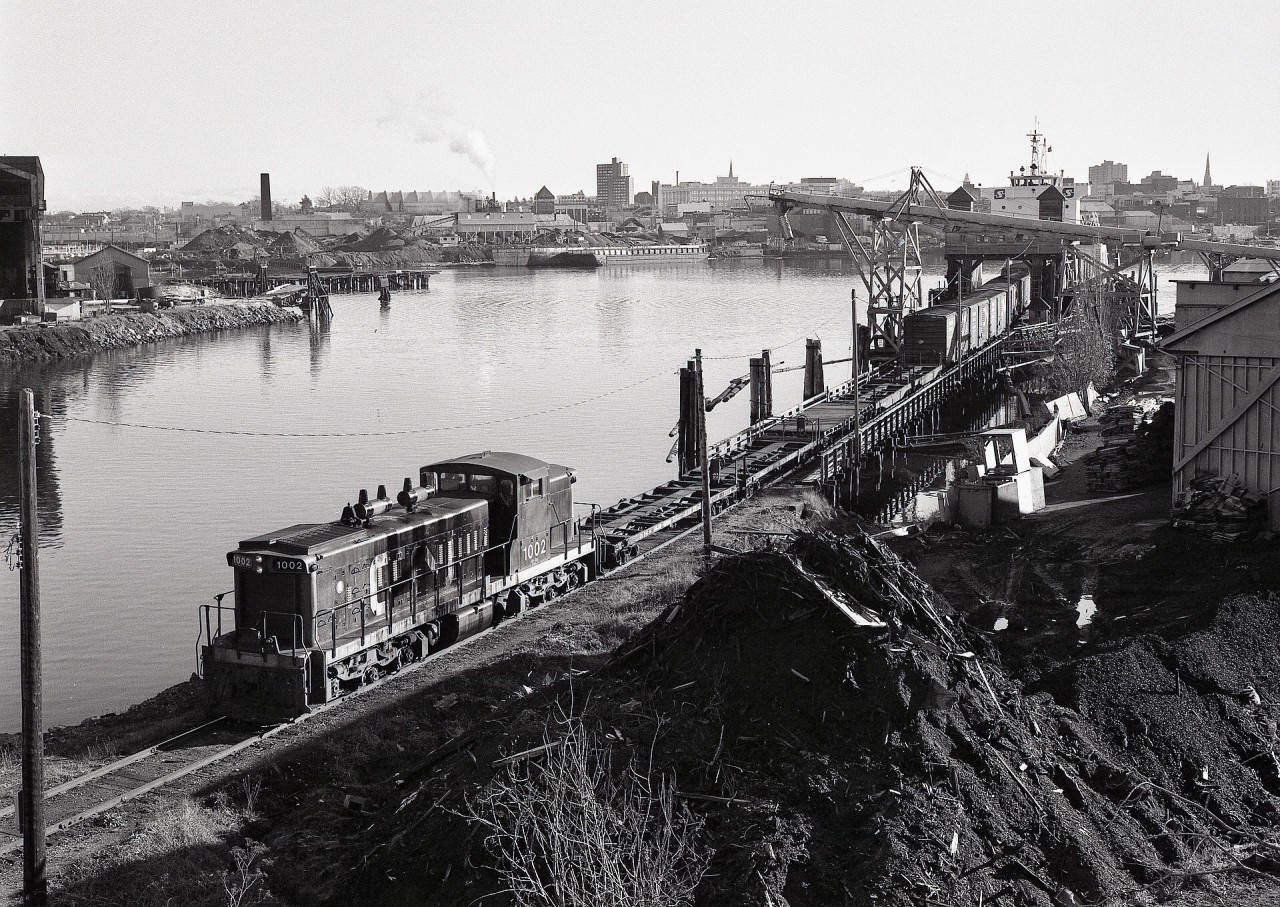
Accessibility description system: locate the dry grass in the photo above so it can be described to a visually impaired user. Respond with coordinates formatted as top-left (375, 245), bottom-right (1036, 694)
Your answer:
top-left (54, 801), bottom-right (234, 905)
top-left (51, 795), bottom-right (277, 906)
top-left (591, 556), bottom-right (701, 652)
top-left (467, 716), bottom-right (708, 907)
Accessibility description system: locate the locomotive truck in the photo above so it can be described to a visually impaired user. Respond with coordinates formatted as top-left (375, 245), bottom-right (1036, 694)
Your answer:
top-left (201, 451), bottom-right (596, 719)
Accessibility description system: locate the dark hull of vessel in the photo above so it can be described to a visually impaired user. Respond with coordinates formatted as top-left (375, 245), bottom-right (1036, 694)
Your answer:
top-left (526, 251), bottom-right (601, 269)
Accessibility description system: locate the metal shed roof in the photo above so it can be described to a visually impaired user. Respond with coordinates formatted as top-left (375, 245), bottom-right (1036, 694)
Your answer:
top-left (1162, 279), bottom-right (1280, 350)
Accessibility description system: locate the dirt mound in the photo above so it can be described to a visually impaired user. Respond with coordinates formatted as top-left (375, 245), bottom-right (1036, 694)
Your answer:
top-left (179, 225), bottom-right (263, 254)
top-left (326, 530), bottom-right (1280, 907)
top-left (337, 226), bottom-right (403, 252)
top-left (267, 229), bottom-right (322, 255)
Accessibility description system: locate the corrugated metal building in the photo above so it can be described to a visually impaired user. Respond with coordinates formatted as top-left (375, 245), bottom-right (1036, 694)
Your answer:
top-left (1163, 278), bottom-right (1280, 529)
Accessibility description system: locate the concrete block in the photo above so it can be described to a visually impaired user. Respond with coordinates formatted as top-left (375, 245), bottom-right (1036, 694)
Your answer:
top-left (958, 483), bottom-right (993, 528)
top-left (1030, 456), bottom-right (1059, 479)
top-left (1027, 466), bottom-right (1046, 511)
top-left (915, 488), bottom-right (956, 525)
top-left (992, 479), bottom-right (1022, 522)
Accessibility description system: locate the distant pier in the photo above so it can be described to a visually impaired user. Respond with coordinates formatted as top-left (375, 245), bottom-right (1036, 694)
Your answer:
top-left (188, 268), bottom-right (436, 298)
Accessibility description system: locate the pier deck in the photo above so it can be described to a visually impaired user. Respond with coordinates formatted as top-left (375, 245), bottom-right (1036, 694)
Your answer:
top-left (585, 334), bottom-right (1016, 551)
top-left (189, 268), bottom-right (437, 298)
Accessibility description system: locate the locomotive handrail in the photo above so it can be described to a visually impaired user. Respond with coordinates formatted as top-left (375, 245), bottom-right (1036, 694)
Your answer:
top-left (196, 598), bottom-right (236, 679)
top-left (307, 517), bottom-right (588, 658)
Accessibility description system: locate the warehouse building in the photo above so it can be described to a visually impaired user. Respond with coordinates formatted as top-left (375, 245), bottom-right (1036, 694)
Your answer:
top-left (0, 155), bottom-right (44, 316)
top-left (1163, 272), bottom-right (1280, 529)
top-left (71, 244), bottom-right (151, 296)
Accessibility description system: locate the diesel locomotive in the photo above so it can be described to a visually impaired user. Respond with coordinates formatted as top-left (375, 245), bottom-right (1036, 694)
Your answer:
top-left (201, 451), bottom-right (596, 719)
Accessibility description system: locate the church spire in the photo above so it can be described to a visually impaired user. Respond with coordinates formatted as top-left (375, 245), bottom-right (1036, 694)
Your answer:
top-left (728, 159), bottom-right (734, 179)
top-left (1203, 153), bottom-right (1212, 188)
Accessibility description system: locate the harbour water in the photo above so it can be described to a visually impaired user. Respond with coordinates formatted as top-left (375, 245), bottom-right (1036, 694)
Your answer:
top-left (0, 255), bottom-right (1205, 732)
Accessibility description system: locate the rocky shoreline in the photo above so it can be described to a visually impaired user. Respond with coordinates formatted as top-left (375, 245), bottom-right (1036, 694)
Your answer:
top-left (0, 302), bottom-right (305, 365)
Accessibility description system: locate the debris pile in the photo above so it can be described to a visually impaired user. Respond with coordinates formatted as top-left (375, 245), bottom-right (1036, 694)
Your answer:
top-left (1173, 473), bottom-right (1270, 541)
top-left (1082, 402), bottom-right (1174, 491)
top-left (325, 526), bottom-right (1280, 907)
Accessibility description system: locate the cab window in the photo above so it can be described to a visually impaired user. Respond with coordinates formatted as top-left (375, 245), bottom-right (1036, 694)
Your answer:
top-left (438, 472), bottom-right (466, 492)
top-left (470, 474), bottom-right (498, 496)
top-left (523, 478), bottom-right (544, 500)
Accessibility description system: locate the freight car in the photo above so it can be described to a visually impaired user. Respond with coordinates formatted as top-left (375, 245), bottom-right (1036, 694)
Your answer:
top-left (200, 451), bottom-right (596, 719)
top-left (901, 264), bottom-right (1031, 366)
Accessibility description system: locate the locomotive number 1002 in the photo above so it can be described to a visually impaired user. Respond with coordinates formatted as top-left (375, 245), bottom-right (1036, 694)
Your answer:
top-left (522, 536), bottom-right (549, 562)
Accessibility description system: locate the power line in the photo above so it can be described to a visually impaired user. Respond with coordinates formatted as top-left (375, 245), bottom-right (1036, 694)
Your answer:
top-left (702, 312), bottom-right (844, 361)
top-left (51, 367), bottom-right (674, 438)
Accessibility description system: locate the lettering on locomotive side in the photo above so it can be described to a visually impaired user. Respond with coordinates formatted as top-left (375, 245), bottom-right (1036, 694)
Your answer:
top-left (230, 553), bottom-right (309, 573)
top-left (522, 536), bottom-right (548, 562)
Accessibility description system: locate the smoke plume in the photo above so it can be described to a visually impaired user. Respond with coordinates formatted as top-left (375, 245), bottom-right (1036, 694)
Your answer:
top-left (378, 93), bottom-right (496, 187)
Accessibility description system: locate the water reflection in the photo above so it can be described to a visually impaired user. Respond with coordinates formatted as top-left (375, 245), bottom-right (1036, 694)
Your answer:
top-left (0, 259), bottom-right (1194, 732)
top-left (309, 317), bottom-right (330, 380)
top-left (0, 378), bottom-right (66, 545)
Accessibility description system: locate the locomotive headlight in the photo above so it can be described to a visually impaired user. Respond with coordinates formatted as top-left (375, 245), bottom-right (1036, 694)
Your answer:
top-left (254, 555), bottom-right (263, 564)
top-left (336, 580), bottom-right (345, 594)
top-left (255, 567), bottom-right (264, 574)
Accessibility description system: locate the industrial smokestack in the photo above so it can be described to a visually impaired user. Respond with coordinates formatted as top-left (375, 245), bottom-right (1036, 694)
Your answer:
top-left (260, 173), bottom-right (272, 221)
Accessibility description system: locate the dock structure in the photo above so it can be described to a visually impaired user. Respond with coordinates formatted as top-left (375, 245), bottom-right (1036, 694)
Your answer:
top-left (188, 268), bottom-right (435, 298)
top-left (586, 328), bottom-right (1022, 559)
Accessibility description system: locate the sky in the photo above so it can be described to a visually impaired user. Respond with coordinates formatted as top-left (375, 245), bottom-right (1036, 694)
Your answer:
top-left (4, 1), bottom-right (1278, 211)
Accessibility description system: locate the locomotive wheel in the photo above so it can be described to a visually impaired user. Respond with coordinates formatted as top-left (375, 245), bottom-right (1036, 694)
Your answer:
top-left (544, 585), bottom-right (558, 603)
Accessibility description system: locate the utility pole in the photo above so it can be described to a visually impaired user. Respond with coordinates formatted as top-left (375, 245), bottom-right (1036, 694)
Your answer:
top-left (17, 388), bottom-right (47, 906)
top-left (695, 349), bottom-right (713, 557)
top-left (851, 289), bottom-right (862, 504)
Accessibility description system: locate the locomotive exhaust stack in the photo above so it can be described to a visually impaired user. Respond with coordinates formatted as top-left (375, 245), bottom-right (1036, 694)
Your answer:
top-left (354, 486), bottom-right (394, 522)
top-left (397, 477), bottom-right (435, 511)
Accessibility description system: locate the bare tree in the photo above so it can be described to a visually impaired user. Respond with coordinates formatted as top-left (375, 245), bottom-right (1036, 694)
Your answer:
top-left (88, 263), bottom-right (118, 311)
top-left (316, 187), bottom-right (339, 209)
top-left (337, 186), bottom-right (369, 212)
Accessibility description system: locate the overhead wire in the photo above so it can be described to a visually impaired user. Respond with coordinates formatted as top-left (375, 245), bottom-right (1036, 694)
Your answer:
top-left (51, 364), bottom-right (676, 438)
top-left (701, 311), bottom-right (846, 361)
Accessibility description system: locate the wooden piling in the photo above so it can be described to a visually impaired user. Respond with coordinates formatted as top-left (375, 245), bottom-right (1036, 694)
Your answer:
top-left (18, 389), bottom-right (47, 906)
top-left (803, 338), bottom-right (824, 400)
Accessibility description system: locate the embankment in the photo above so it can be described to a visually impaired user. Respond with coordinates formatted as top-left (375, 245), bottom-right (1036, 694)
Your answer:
top-left (0, 302), bottom-right (304, 365)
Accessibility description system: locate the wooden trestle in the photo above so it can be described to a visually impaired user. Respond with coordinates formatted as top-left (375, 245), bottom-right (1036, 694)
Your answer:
top-left (586, 337), bottom-right (1009, 549)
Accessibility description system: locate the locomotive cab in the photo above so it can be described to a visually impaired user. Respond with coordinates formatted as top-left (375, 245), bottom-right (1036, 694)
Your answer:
top-left (422, 451), bottom-right (577, 576)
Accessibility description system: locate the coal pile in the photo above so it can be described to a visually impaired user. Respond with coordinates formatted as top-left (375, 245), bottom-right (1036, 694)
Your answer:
top-left (179, 225), bottom-right (265, 254)
top-left (337, 226), bottom-right (403, 252)
top-left (327, 529), bottom-right (1280, 907)
top-left (267, 228), bottom-right (322, 256)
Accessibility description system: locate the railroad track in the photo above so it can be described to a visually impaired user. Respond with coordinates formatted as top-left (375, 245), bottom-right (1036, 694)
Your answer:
top-left (1, 509), bottom-right (717, 858)
top-left (4, 357), bottom-right (1010, 857)
top-left (0, 717), bottom-right (250, 857)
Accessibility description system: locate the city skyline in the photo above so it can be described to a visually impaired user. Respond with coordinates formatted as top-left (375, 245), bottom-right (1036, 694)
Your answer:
top-left (4, 1), bottom-right (1279, 210)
